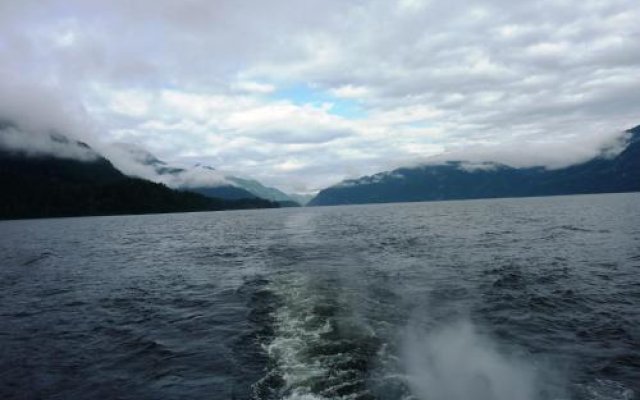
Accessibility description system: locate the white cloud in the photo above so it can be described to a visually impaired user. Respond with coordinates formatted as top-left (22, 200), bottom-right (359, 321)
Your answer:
top-left (425, 128), bottom-right (631, 169)
top-left (108, 90), bottom-right (152, 117)
top-left (369, 105), bottom-right (443, 126)
top-left (330, 85), bottom-right (371, 99)
top-left (0, 125), bottom-right (98, 161)
top-left (224, 102), bottom-right (355, 144)
top-left (0, 0), bottom-right (639, 192)
top-left (233, 80), bottom-right (276, 94)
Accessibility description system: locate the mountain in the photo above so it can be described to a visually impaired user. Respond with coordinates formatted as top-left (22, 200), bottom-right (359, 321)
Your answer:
top-left (173, 165), bottom-right (263, 201)
top-left (110, 145), bottom-right (261, 200)
top-left (187, 185), bottom-right (260, 200)
top-left (309, 126), bottom-right (640, 206)
top-left (0, 126), bottom-right (278, 220)
top-left (114, 144), bottom-right (303, 205)
top-left (115, 143), bottom-right (185, 175)
top-left (286, 193), bottom-right (315, 206)
top-left (226, 176), bottom-right (303, 206)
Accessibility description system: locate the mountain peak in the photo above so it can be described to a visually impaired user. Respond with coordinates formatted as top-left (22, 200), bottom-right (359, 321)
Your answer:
top-left (627, 125), bottom-right (640, 143)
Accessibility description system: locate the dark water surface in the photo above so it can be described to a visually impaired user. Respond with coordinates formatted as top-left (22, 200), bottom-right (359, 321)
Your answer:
top-left (1, 193), bottom-right (639, 400)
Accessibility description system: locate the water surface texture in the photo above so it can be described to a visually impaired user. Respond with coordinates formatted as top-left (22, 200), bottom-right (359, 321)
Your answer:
top-left (1, 193), bottom-right (639, 400)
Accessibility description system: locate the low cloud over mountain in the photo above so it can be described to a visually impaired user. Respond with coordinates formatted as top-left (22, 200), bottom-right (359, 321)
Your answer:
top-left (310, 125), bottom-right (640, 206)
top-left (1, 0), bottom-right (638, 193)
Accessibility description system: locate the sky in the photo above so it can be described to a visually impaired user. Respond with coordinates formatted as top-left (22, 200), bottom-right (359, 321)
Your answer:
top-left (0, 0), bottom-right (639, 193)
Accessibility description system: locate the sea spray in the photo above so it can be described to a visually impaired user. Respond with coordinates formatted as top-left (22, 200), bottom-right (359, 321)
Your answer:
top-left (403, 320), bottom-right (540, 400)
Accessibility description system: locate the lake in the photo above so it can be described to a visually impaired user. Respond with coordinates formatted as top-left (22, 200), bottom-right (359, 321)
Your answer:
top-left (1, 193), bottom-right (639, 400)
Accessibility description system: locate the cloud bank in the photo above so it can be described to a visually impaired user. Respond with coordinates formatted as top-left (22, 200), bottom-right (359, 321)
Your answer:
top-left (1, 0), bottom-right (638, 192)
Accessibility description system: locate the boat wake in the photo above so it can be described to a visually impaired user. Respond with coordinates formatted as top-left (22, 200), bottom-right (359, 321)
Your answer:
top-left (248, 271), bottom-right (634, 400)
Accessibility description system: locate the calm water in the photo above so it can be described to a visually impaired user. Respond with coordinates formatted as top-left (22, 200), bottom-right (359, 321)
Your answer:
top-left (1, 193), bottom-right (639, 400)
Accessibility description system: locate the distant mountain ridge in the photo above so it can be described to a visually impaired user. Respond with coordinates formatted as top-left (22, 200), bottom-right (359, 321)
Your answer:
top-left (114, 144), bottom-right (303, 205)
top-left (309, 125), bottom-right (640, 206)
top-left (0, 125), bottom-right (278, 219)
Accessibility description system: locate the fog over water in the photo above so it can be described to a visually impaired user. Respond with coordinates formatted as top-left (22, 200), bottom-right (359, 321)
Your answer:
top-left (1, 193), bottom-right (639, 399)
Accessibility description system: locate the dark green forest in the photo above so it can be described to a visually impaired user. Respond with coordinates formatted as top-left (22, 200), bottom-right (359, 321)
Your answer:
top-left (0, 149), bottom-right (278, 220)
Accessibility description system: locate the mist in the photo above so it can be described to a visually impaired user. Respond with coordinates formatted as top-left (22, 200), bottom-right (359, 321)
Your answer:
top-left (0, 80), bottom-right (102, 161)
top-left (0, 124), bottom-right (99, 161)
top-left (0, 79), bottom-right (234, 190)
top-left (421, 129), bottom-right (632, 171)
top-left (402, 320), bottom-right (561, 400)
top-left (0, 79), bottom-right (635, 195)
top-left (97, 143), bottom-right (233, 189)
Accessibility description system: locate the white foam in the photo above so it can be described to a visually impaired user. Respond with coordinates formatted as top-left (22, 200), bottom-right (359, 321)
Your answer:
top-left (266, 274), bottom-right (334, 394)
top-left (264, 273), bottom-right (371, 399)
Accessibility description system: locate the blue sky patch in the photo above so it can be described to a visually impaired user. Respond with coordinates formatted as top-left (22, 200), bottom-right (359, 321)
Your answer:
top-left (269, 84), bottom-right (366, 119)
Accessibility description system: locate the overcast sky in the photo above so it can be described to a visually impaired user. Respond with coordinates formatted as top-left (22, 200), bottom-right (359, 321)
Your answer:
top-left (1, 0), bottom-right (639, 193)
